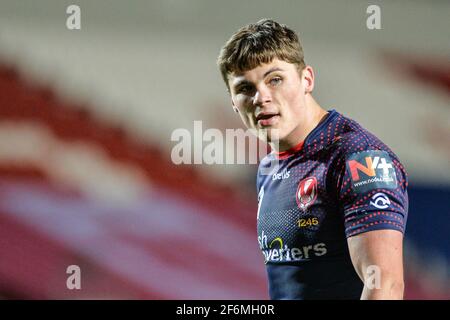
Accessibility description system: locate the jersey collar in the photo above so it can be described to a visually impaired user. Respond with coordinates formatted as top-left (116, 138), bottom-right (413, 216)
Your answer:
top-left (273, 109), bottom-right (338, 160)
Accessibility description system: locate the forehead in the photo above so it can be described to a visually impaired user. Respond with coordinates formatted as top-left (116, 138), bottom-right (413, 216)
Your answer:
top-left (228, 59), bottom-right (295, 87)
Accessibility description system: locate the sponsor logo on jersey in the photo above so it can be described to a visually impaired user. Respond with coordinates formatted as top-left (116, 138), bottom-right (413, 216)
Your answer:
top-left (370, 192), bottom-right (391, 209)
top-left (272, 168), bottom-right (290, 181)
top-left (346, 150), bottom-right (397, 193)
top-left (296, 176), bottom-right (318, 210)
top-left (258, 230), bottom-right (327, 263)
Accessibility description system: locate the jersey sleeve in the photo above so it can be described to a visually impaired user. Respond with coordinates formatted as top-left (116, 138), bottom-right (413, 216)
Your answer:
top-left (336, 145), bottom-right (409, 238)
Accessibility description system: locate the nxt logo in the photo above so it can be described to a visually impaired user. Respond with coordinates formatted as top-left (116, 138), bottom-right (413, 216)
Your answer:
top-left (348, 156), bottom-right (392, 182)
top-left (346, 150), bottom-right (397, 193)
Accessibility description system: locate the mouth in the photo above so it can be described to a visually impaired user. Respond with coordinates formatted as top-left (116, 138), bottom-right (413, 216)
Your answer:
top-left (256, 112), bottom-right (280, 127)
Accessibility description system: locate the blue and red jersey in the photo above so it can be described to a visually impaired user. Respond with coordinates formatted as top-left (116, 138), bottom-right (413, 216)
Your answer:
top-left (256, 109), bottom-right (408, 299)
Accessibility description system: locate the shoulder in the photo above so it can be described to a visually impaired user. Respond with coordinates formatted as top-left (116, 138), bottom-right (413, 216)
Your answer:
top-left (335, 114), bottom-right (401, 163)
top-left (256, 152), bottom-right (276, 191)
top-left (329, 113), bottom-right (408, 191)
top-left (257, 152), bottom-right (276, 174)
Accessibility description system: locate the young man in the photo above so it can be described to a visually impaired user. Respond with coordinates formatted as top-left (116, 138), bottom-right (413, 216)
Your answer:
top-left (217, 19), bottom-right (408, 299)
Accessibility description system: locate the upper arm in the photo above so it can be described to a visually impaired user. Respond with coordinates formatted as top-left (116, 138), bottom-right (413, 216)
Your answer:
top-left (347, 229), bottom-right (404, 284)
top-left (334, 136), bottom-right (409, 298)
top-left (336, 146), bottom-right (409, 238)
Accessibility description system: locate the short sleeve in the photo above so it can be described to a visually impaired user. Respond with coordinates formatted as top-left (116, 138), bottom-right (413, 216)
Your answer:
top-left (337, 148), bottom-right (409, 238)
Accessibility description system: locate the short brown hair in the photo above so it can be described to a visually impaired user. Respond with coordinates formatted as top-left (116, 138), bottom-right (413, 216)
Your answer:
top-left (217, 19), bottom-right (306, 91)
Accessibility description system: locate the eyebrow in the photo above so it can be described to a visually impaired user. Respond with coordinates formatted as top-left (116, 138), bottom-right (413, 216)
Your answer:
top-left (232, 67), bottom-right (285, 91)
top-left (263, 67), bottom-right (284, 78)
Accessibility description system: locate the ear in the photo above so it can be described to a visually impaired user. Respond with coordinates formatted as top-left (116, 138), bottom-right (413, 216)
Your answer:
top-left (302, 66), bottom-right (315, 94)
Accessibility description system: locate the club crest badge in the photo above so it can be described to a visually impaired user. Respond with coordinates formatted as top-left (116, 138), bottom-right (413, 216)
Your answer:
top-left (296, 177), bottom-right (318, 210)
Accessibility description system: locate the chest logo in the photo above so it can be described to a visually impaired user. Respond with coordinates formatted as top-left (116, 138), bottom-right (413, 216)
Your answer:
top-left (296, 176), bottom-right (318, 210)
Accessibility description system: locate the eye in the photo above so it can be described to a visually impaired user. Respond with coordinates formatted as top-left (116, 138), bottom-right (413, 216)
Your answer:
top-left (237, 85), bottom-right (253, 94)
top-left (269, 77), bottom-right (282, 86)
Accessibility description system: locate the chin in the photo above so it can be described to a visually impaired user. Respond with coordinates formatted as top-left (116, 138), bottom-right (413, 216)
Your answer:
top-left (264, 128), bottom-right (286, 144)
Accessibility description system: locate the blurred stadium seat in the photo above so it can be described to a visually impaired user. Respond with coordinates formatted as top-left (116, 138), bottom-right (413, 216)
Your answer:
top-left (0, 0), bottom-right (449, 299)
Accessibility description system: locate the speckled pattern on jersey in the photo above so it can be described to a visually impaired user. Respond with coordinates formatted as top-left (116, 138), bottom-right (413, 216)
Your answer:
top-left (256, 109), bottom-right (408, 300)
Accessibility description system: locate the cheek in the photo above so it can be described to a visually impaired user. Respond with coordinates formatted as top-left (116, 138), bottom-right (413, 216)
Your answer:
top-left (284, 83), bottom-right (303, 103)
top-left (283, 84), bottom-right (304, 110)
top-left (233, 100), bottom-right (254, 127)
top-left (233, 95), bottom-right (250, 110)
top-left (235, 97), bottom-right (253, 114)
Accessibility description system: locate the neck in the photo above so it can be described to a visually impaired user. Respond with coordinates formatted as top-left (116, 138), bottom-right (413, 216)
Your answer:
top-left (270, 95), bottom-right (328, 152)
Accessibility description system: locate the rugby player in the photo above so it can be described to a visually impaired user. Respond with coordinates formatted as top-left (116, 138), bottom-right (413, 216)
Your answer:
top-left (217, 19), bottom-right (408, 299)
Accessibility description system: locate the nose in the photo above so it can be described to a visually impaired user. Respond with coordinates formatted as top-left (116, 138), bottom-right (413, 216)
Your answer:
top-left (253, 85), bottom-right (271, 107)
